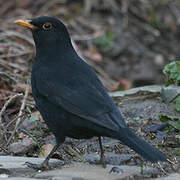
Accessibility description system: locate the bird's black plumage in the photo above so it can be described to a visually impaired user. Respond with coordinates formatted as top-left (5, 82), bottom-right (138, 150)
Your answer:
top-left (15, 16), bottom-right (167, 169)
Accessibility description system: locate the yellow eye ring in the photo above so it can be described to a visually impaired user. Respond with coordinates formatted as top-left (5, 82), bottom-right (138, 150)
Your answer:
top-left (42, 22), bottom-right (52, 30)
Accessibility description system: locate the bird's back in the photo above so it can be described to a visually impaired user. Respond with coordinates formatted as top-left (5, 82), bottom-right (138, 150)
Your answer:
top-left (31, 50), bottom-right (126, 136)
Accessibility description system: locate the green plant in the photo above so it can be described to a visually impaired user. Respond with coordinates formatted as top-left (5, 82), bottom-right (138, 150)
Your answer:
top-left (161, 61), bottom-right (180, 155)
top-left (163, 61), bottom-right (180, 112)
top-left (22, 129), bottom-right (44, 157)
top-left (173, 147), bottom-right (180, 156)
top-left (159, 115), bottom-right (180, 131)
top-left (175, 96), bottom-right (180, 112)
top-left (149, 8), bottom-right (161, 27)
top-left (163, 61), bottom-right (180, 86)
top-left (29, 115), bottom-right (40, 122)
top-left (94, 30), bottom-right (114, 50)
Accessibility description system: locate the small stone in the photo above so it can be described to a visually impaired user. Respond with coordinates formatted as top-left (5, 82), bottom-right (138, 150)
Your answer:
top-left (154, 173), bottom-right (180, 180)
top-left (105, 153), bottom-right (132, 165)
top-left (161, 86), bottom-right (180, 103)
top-left (154, 54), bottom-right (164, 66)
top-left (0, 173), bottom-right (9, 178)
top-left (83, 153), bottom-right (132, 165)
top-left (141, 167), bottom-right (160, 178)
top-left (109, 166), bottom-right (123, 174)
top-left (9, 138), bottom-right (36, 155)
top-left (144, 123), bottom-right (168, 133)
top-left (39, 144), bottom-right (54, 158)
top-left (52, 177), bottom-right (73, 180)
top-left (156, 131), bottom-right (167, 141)
top-left (83, 153), bottom-right (100, 164)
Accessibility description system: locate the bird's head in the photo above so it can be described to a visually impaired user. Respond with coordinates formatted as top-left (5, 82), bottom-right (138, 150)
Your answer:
top-left (15, 16), bottom-right (72, 51)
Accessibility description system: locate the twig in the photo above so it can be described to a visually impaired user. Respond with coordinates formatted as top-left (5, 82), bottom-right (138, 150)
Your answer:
top-left (121, 0), bottom-right (129, 30)
top-left (0, 1), bottom-right (14, 16)
top-left (0, 51), bottom-right (32, 59)
top-left (0, 93), bottom-right (23, 123)
top-left (7, 83), bottom-right (30, 145)
top-left (158, 162), bottom-right (167, 175)
top-left (3, 31), bottom-right (34, 46)
top-left (0, 93), bottom-right (23, 141)
top-left (167, 158), bottom-right (176, 165)
top-left (0, 146), bottom-right (9, 154)
top-left (37, 0), bottom-right (65, 15)
top-left (21, 129), bottom-right (44, 157)
top-left (66, 145), bottom-right (84, 162)
top-left (76, 17), bottom-right (101, 31)
top-left (72, 30), bottom-right (104, 41)
top-left (167, 3), bottom-right (180, 25)
top-left (6, 113), bottom-right (26, 129)
top-left (0, 71), bottom-right (17, 83)
top-left (84, 0), bottom-right (94, 15)
top-left (0, 59), bottom-right (27, 72)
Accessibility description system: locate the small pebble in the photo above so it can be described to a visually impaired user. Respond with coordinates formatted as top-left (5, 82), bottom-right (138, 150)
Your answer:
top-left (109, 166), bottom-right (123, 175)
top-left (0, 174), bottom-right (9, 178)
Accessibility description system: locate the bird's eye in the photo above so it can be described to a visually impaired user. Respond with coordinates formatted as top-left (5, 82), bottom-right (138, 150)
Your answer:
top-left (42, 22), bottom-right (52, 30)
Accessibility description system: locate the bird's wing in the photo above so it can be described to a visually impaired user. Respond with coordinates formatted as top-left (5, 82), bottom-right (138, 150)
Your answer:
top-left (34, 72), bottom-right (120, 131)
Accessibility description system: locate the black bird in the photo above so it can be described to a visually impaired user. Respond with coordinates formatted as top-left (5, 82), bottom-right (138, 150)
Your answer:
top-left (15, 16), bottom-right (167, 169)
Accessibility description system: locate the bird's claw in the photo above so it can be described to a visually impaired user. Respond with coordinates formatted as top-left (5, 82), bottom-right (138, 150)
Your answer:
top-left (99, 158), bottom-right (107, 168)
top-left (25, 161), bottom-right (49, 170)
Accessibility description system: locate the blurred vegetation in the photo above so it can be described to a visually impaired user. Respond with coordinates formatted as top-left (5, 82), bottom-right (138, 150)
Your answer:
top-left (94, 30), bottom-right (114, 51)
top-left (161, 62), bottom-right (180, 155)
top-left (163, 61), bottom-right (180, 112)
top-left (163, 61), bottom-right (180, 86)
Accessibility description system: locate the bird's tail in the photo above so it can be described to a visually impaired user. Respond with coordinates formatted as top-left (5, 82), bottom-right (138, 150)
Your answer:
top-left (114, 127), bottom-right (167, 162)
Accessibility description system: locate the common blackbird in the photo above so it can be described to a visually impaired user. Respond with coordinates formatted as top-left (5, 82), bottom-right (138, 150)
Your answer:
top-left (15, 16), bottom-right (167, 170)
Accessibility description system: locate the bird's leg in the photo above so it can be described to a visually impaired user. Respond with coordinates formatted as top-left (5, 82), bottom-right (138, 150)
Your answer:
top-left (25, 143), bottom-right (61, 170)
top-left (98, 136), bottom-right (106, 168)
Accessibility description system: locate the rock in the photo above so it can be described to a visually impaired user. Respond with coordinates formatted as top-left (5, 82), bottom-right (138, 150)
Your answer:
top-left (154, 54), bottom-right (164, 66)
top-left (0, 178), bottom-right (46, 180)
top-left (38, 143), bottom-right (61, 160)
top-left (105, 153), bottom-right (132, 165)
top-left (156, 131), bottom-right (167, 141)
top-left (9, 138), bottom-right (36, 155)
top-left (109, 85), bottom-right (162, 98)
top-left (35, 163), bottom-right (157, 180)
top-left (0, 156), bottom-right (61, 169)
top-left (144, 123), bottom-right (168, 133)
top-left (19, 117), bottom-right (37, 131)
top-left (109, 166), bottom-right (123, 174)
top-left (150, 173), bottom-right (180, 180)
top-left (161, 85), bottom-right (180, 103)
top-left (52, 177), bottom-right (73, 180)
top-left (0, 156), bottom-right (177, 180)
top-left (0, 168), bottom-right (10, 175)
top-left (83, 153), bottom-right (100, 164)
top-left (83, 153), bottom-right (132, 165)
top-left (141, 167), bottom-right (161, 178)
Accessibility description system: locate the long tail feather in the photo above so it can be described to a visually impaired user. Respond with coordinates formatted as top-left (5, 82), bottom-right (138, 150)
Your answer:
top-left (115, 128), bottom-right (167, 162)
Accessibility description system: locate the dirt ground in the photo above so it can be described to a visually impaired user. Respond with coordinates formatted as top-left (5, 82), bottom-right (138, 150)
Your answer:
top-left (0, 0), bottom-right (180, 178)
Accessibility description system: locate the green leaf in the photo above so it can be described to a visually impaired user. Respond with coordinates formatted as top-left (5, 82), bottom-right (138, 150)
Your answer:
top-left (29, 115), bottom-right (40, 122)
top-left (159, 114), bottom-right (180, 131)
top-left (159, 114), bottom-right (180, 122)
top-left (94, 30), bottom-right (114, 50)
top-left (173, 147), bottom-right (180, 156)
top-left (175, 96), bottom-right (180, 112)
top-left (169, 121), bottom-right (180, 131)
top-left (163, 61), bottom-right (180, 85)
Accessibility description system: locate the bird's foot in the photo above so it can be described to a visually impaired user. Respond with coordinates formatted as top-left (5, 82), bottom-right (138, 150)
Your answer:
top-left (88, 154), bottom-right (107, 168)
top-left (25, 161), bottom-right (49, 170)
top-left (92, 159), bottom-right (106, 168)
top-left (99, 157), bottom-right (107, 168)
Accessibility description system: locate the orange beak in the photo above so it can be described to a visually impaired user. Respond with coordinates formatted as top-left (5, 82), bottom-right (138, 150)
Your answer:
top-left (14, 20), bottom-right (37, 29)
